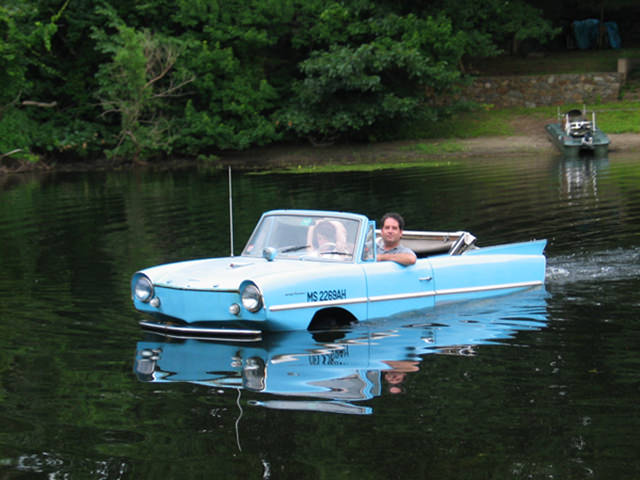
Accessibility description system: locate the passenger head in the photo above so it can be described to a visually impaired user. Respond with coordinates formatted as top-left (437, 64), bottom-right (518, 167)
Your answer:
top-left (313, 220), bottom-right (337, 248)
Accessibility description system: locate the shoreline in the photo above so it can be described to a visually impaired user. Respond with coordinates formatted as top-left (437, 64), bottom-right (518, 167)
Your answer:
top-left (220, 132), bottom-right (640, 168)
top-left (2, 132), bottom-right (639, 176)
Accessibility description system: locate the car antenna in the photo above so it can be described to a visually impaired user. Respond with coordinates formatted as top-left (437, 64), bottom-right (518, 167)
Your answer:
top-left (228, 165), bottom-right (234, 256)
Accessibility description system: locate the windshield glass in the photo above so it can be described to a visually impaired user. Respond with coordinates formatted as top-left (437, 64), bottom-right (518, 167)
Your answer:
top-left (242, 214), bottom-right (360, 262)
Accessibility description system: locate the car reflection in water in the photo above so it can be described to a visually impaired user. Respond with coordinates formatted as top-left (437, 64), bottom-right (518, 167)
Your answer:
top-left (134, 287), bottom-right (549, 415)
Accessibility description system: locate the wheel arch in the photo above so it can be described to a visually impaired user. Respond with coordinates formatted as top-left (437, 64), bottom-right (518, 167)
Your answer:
top-left (307, 307), bottom-right (358, 331)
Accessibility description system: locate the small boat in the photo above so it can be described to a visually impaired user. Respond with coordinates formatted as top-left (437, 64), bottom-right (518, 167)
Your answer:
top-left (545, 107), bottom-right (610, 157)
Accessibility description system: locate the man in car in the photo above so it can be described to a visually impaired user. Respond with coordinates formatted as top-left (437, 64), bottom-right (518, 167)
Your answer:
top-left (376, 212), bottom-right (417, 266)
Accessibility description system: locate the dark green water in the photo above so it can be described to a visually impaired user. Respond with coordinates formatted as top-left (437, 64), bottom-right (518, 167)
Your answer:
top-left (1, 154), bottom-right (639, 479)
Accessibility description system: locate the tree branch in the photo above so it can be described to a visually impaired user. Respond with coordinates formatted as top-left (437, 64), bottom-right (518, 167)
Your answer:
top-left (22, 100), bottom-right (58, 108)
top-left (0, 149), bottom-right (23, 160)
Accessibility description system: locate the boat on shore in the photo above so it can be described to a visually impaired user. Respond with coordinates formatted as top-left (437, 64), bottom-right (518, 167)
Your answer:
top-left (545, 107), bottom-right (610, 157)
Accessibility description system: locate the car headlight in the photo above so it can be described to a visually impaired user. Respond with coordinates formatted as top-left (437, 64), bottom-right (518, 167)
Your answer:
top-left (133, 275), bottom-right (154, 303)
top-left (241, 283), bottom-right (263, 312)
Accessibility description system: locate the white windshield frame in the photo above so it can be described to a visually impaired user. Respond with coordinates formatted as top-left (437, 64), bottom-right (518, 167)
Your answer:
top-left (241, 213), bottom-right (361, 262)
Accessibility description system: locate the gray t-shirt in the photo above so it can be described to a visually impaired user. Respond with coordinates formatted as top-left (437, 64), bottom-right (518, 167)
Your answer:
top-left (376, 239), bottom-right (415, 256)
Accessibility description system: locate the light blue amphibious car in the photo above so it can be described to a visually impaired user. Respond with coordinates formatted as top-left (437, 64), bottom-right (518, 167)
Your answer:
top-left (131, 209), bottom-right (546, 336)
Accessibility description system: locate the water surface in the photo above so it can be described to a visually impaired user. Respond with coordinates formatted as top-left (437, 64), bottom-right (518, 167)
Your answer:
top-left (1, 153), bottom-right (639, 478)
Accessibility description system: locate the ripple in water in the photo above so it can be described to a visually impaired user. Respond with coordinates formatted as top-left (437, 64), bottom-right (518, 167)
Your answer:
top-left (546, 246), bottom-right (640, 284)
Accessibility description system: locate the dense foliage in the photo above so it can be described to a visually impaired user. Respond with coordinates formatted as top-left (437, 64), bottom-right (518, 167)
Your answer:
top-left (0, 0), bottom-right (557, 163)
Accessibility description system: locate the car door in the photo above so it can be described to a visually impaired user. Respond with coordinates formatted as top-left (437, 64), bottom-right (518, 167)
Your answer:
top-left (362, 259), bottom-right (435, 319)
top-left (357, 220), bottom-right (435, 319)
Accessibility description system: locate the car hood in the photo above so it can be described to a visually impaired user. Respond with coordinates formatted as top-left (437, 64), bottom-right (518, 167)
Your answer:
top-left (139, 256), bottom-right (345, 291)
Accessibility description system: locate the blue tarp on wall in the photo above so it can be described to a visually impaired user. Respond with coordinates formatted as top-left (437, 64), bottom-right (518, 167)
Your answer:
top-left (572, 19), bottom-right (621, 49)
top-left (606, 22), bottom-right (621, 49)
top-left (573, 19), bottom-right (599, 49)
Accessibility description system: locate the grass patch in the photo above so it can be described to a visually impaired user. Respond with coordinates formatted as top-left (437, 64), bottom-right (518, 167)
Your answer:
top-left (411, 100), bottom-right (640, 141)
top-left (593, 102), bottom-right (640, 133)
top-left (417, 106), bottom-right (550, 139)
top-left (543, 100), bottom-right (640, 133)
top-left (401, 140), bottom-right (467, 154)
top-left (419, 112), bottom-right (514, 139)
top-left (247, 160), bottom-right (459, 174)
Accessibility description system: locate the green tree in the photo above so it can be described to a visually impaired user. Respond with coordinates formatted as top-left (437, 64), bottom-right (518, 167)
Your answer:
top-left (170, 0), bottom-right (284, 152)
top-left (277, 4), bottom-right (466, 143)
top-left (433, 0), bottom-right (559, 58)
top-left (0, 1), bottom-right (67, 108)
top-left (2, 0), bottom-right (562, 162)
top-left (92, 5), bottom-right (193, 161)
top-left (0, 0), bottom-right (67, 161)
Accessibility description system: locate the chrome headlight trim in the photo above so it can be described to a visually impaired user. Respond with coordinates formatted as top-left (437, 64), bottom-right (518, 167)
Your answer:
top-left (133, 275), bottom-right (154, 303)
top-left (241, 283), bottom-right (263, 313)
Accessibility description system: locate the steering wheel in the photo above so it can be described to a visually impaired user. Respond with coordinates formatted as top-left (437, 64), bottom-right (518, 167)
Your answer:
top-left (319, 242), bottom-right (337, 253)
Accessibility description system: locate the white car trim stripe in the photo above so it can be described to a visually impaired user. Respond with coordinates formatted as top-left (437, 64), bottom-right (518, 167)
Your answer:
top-left (269, 297), bottom-right (369, 312)
top-left (268, 280), bottom-right (542, 312)
top-left (434, 280), bottom-right (542, 296)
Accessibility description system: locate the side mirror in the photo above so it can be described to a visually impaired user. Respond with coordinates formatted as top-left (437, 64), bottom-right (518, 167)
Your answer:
top-left (263, 247), bottom-right (277, 262)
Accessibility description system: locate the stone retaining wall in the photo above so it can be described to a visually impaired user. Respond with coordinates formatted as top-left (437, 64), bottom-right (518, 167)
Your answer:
top-left (460, 72), bottom-right (623, 108)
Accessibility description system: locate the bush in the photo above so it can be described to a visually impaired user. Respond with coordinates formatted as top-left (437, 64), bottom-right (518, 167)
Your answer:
top-left (0, 108), bottom-right (38, 162)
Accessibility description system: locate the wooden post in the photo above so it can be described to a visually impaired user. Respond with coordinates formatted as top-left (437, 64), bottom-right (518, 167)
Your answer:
top-left (618, 58), bottom-right (629, 83)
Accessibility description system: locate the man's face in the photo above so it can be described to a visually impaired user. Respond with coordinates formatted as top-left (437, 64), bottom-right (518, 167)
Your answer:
top-left (381, 217), bottom-right (402, 246)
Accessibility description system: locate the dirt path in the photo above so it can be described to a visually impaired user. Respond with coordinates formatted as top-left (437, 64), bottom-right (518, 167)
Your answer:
top-left (448, 132), bottom-right (640, 156)
top-left (453, 132), bottom-right (640, 156)
top-left (223, 128), bottom-right (640, 169)
top-left (446, 115), bottom-right (640, 155)
top-left (220, 113), bottom-right (640, 168)
top-left (424, 114), bottom-right (640, 156)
